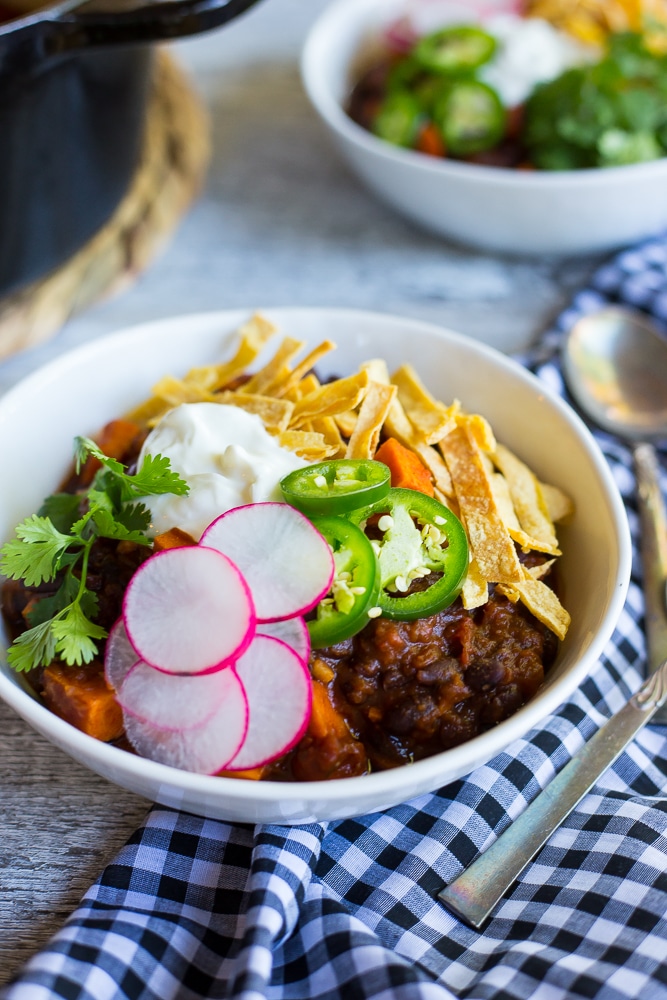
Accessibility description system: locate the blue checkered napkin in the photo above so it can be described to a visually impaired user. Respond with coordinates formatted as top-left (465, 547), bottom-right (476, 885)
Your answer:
top-left (4, 239), bottom-right (667, 1000)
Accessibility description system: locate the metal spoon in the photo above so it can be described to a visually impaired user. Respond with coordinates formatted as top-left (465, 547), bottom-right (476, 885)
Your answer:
top-left (438, 306), bottom-right (667, 930)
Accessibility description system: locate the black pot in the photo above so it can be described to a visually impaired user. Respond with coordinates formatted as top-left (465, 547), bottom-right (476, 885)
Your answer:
top-left (0, 0), bottom-right (262, 299)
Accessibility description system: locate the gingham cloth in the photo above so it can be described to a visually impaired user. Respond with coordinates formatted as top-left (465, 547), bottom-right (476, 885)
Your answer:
top-left (3, 238), bottom-right (667, 1000)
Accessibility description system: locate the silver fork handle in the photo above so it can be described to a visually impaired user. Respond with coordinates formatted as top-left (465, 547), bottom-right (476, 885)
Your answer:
top-left (437, 658), bottom-right (667, 930)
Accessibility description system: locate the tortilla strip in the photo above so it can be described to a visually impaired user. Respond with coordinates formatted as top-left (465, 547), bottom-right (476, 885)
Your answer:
top-left (124, 396), bottom-right (171, 429)
top-left (346, 382), bottom-right (397, 460)
top-left (279, 429), bottom-right (338, 460)
top-left (291, 371), bottom-right (369, 426)
top-left (216, 391), bottom-right (294, 434)
top-left (150, 375), bottom-right (216, 406)
top-left (461, 556), bottom-right (488, 610)
top-left (368, 358), bottom-right (454, 496)
top-left (439, 425), bottom-right (522, 583)
top-left (492, 443), bottom-right (560, 555)
top-left (184, 314), bottom-right (277, 391)
top-left (272, 340), bottom-right (337, 398)
top-left (308, 416), bottom-right (347, 458)
top-left (391, 364), bottom-right (459, 445)
top-left (497, 569), bottom-right (571, 641)
top-left (540, 482), bottom-right (575, 523)
top-left (457, 412), bottom-right (496, 453)
top-left (239, 336), bottom-right (306, 396)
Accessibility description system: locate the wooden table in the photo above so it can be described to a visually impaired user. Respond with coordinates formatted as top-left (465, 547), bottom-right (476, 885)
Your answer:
top-left (0, 0), bottom-right (601, 982)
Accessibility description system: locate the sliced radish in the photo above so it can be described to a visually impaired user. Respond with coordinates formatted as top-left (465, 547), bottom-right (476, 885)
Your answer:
top-left (117, 661), bottom-right (230, 731)
top-left (123, 668), bottom-right (248, 774)
top-left (257, 616), bottom-right (310, 664)
top-left (104, 618), bottom-right (140, 692)
top-left (200, 503), bottom-right (334, 622)
top-left (122, 545), bottom-right (255, 674)
top-left (225, 634), bottom-right (312, 770)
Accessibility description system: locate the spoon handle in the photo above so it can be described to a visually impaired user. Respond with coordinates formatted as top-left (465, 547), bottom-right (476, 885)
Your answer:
top-left (437, 658), bottom-right (667, 930)
top-left (634, 443), bottom-right (667, 723)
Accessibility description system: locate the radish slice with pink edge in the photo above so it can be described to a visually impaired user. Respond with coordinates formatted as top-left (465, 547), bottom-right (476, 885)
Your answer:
top-left (122, 545), bottom-right (255, 674)
top-left (123, 668), bottom-right (248, 774)
top-left (225, 633), bottom-right (312, 771)
top-left (200, 503), bottom-right (334, 622)
top-left (257, 616), bottom-right (310, 664)
top-left (117, 660), bottom-right (231, 731)
top-left (104, 618), bottom-right (140, 692)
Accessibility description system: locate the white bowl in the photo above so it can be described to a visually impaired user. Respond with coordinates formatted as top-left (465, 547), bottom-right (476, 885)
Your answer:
top-left (301, 0), bottom-right (667, 256)
top-left (0, 308), bottom-right (631, 823)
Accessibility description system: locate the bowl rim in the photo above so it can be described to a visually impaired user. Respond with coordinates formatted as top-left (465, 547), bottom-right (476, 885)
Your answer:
top-left (301, 0), bottom-right (667, 188)
top-left (0, 306), bottom-right (633, 811)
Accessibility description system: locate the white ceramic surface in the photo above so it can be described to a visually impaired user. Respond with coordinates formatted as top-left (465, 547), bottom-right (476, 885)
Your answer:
top-left (0, 308), bottom-right (631, 823)
top-left (301, 0), bottom-right (667, 256)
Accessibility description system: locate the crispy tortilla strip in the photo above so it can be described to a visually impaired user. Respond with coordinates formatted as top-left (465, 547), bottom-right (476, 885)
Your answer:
top-left (540, 482), bottom-right (575, 523)
top-left (272, 340), bottom-right (337, 398)
top-left (439, 425), bottom-right (522, 583)
top-left (493, 444), bottom-right (561, 555)
top-left (150, 375), bottom-right (216, 406)
top-left (369, 358), bottom-right (453, 496)
top-left (284, 372), bottom-right (321, 404)
top-left (457, 412), bottom-right (496, 453)
top-left (216, 391), bottom-right (294, 434)
top-left (291, 371), bottom-right (369, 426)
top-left (346, 382), bottom-right (397, 460)
top-left (489, 470), bottom-right (560, 554)
top-left (124, 395), bottom-right (171, 428)
top-left (461, 556), bottom-right (488, 610)
top-left (184, 314), bottom-right (277, 392)
top-left (238, 336), bottom-right (306, 396)
top-left (278, 429), bottom-right (338, 461)
top-left (308, 416), bottom-right (346, 458)
top-left (391, 364), bottom-right (459, 445)
top-left (527, 559), bottom-right (556, 581)
top-left (497, 569), bottom-right (570, 641)
top-left (334, 410), bottom-right (358, 438)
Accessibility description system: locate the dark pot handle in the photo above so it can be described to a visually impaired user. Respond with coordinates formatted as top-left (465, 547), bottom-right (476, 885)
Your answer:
top-left (0, 0), bottom-right (263, 82)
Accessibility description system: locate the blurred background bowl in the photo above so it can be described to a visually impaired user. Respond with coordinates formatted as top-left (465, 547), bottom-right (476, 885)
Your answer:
top-left (0, 308), bottom-right (631, 823)
top-left (301, 0), bottom-right (667, 256)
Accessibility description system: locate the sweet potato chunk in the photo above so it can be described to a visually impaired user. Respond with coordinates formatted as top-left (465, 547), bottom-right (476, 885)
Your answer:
top-left (42, 662), bottom-right (123, 742)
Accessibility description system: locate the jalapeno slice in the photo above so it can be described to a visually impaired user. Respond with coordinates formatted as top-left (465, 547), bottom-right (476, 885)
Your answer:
top-left (372, 91), bottom-right (425, 147)
top-left (414, 25), bottom-right (497, 75)
top-left (348, 488), bottom-right (468, 621)
top-left (307, 516), bottom-right (381, 648)
top-left (280, 459), bottom-right (390, 516)
top-left (433, 80), bottom-right (505, 156)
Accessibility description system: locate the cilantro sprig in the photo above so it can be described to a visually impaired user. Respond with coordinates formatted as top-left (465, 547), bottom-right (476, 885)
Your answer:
top-left (524, 32), bottom-right (667, 170)
top-left (0, 437), bottom-right (188, 673)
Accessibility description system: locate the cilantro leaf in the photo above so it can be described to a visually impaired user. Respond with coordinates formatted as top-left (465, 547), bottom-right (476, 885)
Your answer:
top-left (91, 506), bottom-right (151, 544)
top-left (38, 493), bottom-right (82, 534)
top-left (51, 603), bottom-right (108, 666)
top-left (0, 514), bottom-right (76, 586)
top-left (7, 619), bottom-right (57, 673)
top-left (74, 436), bottom-right (124, 476)
top-left (123, 453), bottom-right (190, 499)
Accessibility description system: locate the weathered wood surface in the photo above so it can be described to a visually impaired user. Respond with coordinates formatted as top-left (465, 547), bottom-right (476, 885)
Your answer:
top-left (0, 0), bottom-right (602, 985)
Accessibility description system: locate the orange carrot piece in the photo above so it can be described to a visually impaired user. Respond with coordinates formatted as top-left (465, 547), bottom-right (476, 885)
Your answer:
top-left (79, 418), bottom-right (143, 486)
top-left (416, 122), bottom-right (446, 158)
top-left (153, 527), bottom-right (197, 551)
top-left (42, 663), bottom-right (124, 742)
top-left (375, 437), bottom-right (434, 496)
top-left (308, 679), bottom-right (351, 740)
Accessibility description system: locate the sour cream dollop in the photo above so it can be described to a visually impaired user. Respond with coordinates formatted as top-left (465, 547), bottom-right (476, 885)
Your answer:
top-left (138, 403), bottom-right (307, 540)
top-left (480, 14), bottom-right (596, 108)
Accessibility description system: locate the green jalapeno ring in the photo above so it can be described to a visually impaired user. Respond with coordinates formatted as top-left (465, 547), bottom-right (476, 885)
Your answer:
top-left (371, 90), bottom-right (426, 148)
top-left (348, 487), bottom-right (469, 621)
top-left (280, 459), bottom-right (390, 516)
top-left (433, 79), bottom-right (506, 156)
top-left (307, 515), bottom-right (381, 648)
top-left (413, 25), bottom-right (497, 76)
